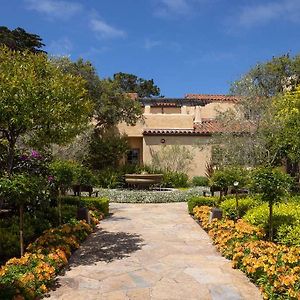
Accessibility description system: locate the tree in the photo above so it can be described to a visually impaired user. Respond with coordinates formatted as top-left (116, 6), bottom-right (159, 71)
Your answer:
top-left (212, 54), bottom-right (300, 168)
top-left (251, 167), bottom-right (292, 241)
top-left (51, 58), bottom-right (142, 130)
top-left (113, 72), bottom-right (161, 98)
top-left (272, 85), bottom-right (300, 163)
top-left (0, 46), bottom-right (92, 174)
top-left (0, 26), bottom-right (45, 53)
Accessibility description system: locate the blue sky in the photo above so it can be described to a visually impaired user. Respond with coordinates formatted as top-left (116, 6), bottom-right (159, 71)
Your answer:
top-left (1, 0), bottom-right (300, 97)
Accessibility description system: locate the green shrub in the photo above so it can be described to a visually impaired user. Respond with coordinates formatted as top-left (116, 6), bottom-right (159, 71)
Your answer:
top-left (60, 196), bottom-right (109, 216)
top-left (220, 197), bottom-right (262, 219)
top-left (187, 196), bottom-right (218, 214)
top-left (96, 168), bottom-right (123, 188)
top-left (162, 172), bottom-right (189, 188)
top-left (192, 176), bottom-right (209, 187)
top-left (244, 202), bottom-right (300, 245)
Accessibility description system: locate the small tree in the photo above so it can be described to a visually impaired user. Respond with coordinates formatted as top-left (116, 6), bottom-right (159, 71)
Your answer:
top-left (251, 167), bottom-right (292, 241)
top-left (0, 174), bottom-right (46, 256)
top-left (150, 145), bottom-right (193, 174)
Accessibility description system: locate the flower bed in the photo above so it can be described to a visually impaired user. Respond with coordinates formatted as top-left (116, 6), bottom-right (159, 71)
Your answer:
top-left (193, 206), bottom-right (300, 299)
top-left (0, 212), bottom-right (103, 300)
top-left (99, 187), bottom-right (205, 203)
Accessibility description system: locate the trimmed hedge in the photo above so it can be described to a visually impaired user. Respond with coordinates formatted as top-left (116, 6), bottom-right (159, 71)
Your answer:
top-left (60, 196), bottom-right (109, 216)
top-left (187, 196), bottom-right (218, 214)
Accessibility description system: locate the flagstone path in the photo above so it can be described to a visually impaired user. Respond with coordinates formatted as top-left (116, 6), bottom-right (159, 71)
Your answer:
top-left (48, 203), bottom-right (262, 300)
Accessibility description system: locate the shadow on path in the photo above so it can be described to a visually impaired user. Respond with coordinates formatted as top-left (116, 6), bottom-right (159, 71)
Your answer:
top-left (68, 229), bottom-right (145, 266)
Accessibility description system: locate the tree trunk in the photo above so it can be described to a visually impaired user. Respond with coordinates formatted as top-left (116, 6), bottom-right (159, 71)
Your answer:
top-left (7, 137), bottom-right (16, 175)
top-left (58, 193), bottom-right (62, 225)
top-left (269, 202), bottom-right (273, 241)
top-left (235, 191), bottom-right (239, 220)
top-left (19, 204), bottom-right (24, 256)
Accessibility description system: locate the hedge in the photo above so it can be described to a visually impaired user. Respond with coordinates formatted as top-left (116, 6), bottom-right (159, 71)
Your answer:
top-left (187, 196), bottom-right (217, 214)
top-left (59, 196), bottom-right (109, 216)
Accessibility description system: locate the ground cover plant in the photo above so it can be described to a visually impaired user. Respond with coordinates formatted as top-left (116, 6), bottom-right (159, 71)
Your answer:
top-left (0, 209), bottom-right (104, 300)
top-left (192, 206), bottom-right (300, 299)
top-left (99, 187), bottom-right (204, 203)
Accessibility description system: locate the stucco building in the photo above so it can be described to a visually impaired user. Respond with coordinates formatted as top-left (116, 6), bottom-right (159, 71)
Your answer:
top-left (118, 93), bottom-right (238, 177)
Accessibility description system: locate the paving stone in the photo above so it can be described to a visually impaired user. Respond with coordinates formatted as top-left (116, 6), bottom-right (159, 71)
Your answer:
top-left (48, 203), bottom-right (262, 300)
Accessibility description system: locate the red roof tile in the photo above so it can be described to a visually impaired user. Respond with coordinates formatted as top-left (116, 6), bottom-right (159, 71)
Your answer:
top-left (185, 94), bottom-right (240, 103)
top-left (143, 120), bottom-right (251, 136)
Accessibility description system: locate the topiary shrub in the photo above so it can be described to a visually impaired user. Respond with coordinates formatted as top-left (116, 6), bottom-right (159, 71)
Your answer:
top-left (192, 176), bottom-right (209, 187)
top-left (187, 196), bottom-right (218, 214)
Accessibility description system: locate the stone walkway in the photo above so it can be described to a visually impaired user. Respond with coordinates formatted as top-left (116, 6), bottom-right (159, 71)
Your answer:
top-left (48, 203), bottom-right (262, 300)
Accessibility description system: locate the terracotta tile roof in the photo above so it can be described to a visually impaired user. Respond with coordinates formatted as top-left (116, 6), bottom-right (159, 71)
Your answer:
top-left (143, 120), bottom-right (251, 136)
top-left (185, 94), bottom-right (240, 103)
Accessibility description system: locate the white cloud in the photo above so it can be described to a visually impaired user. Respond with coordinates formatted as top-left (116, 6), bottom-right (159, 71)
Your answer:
top-left (24, 0), bottom-right (82, 19)
top-left (90, 18), bottom-right (126, 39)
top-left (237, 0), bottom-right (300, 28)
top-left (47, 37), bottom-right (73, 56)
top-left (144, 38), bottom-right (162, 50)
top-left (155, 0), bottom-right (191, 17)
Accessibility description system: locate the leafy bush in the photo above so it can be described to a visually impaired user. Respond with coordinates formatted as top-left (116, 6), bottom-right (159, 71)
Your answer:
top-left (162, 172), bottom-right (189, 188)
top-left (244, 202), bottom-right (300, 246)
top-left (220, 197), bottom-right (262, 219)
top-left (99, 188), bottom-right (204, 203)
top-left (60, 196), bottom-right (109, 216)
top-left (192, 176), bottom-right (209, 187)
top-left (187, 196), bottom-right (217, 214)
top-left (96, 168), bottom-right (123, 188)
top-left (193, 206), bottom-right (300, 299)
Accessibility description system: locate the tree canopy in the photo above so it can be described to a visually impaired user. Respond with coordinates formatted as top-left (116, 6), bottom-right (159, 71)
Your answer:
top-left (0, 46), bottom-right (92, 173)
top-left (0, 26), bottom-right (45, 53)
top-left (113, 72), bottom-right (161, 98)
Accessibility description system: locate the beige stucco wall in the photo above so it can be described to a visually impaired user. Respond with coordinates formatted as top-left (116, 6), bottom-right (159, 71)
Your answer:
top-left (200, 102), bottom-right (235, 119)
top-left (143, 135), bottom-right (211, 177)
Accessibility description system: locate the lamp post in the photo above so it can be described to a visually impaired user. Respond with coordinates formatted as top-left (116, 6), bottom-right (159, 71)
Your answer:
top-left (233, 181), bottom-right (239, 220)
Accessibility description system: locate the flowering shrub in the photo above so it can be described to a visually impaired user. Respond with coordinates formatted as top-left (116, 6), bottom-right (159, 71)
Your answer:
top-left (0, 212), bottom-right (103, 300)
top-left (192, 206), bottom-right (300, 299)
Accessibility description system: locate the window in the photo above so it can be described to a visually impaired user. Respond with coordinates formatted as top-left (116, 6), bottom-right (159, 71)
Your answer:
top-left (127, 149), bottom-right (140, 165)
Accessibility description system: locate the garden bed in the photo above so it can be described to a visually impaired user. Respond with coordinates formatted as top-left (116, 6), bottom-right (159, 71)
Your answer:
top-left (0, 209), bottom-right (104, 300)
top-left (98, 187), bottom-right (205, 203)
top-left (192, 205), bottom-right (300, 299)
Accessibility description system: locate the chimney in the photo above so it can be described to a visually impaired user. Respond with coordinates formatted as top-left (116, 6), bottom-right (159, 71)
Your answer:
top-left (194, 106), bottom-right (202, 123)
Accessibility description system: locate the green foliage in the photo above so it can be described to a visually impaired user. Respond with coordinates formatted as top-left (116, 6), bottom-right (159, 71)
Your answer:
top-left (113, 72), bottom-right (161, 98)
top-left (151, 144), bottom-right (193, 174)
top-left (96, 168), bottom-right (123, 189)
top-left (220, 197), bottom-right (262, 219)
top-left (59, 196), bottom-right (109, 216)
top-left (162, 172), bottom-right (189, 188)
top-left (100, 187), bottom-right (204, 203)
top-left (0, 26), bottom-right (45, 53)
top-left (244, 202), bottom-right (300, 246)
top-left (192, 176), bottom-right (209, 187)
top-left (86, 129), bottom-right (129, 170)
top-left (187, 196), bottom-right (218, 214)
top-left (273, 85), bottom-right (300, 162)
top-left (0, 46), bottom-right (92, 173)
top-left (49, 160), bottom-right (76, 194)
top-left (74, 165), bottom-right (97, 187)
top-left (251, 167), bottom-right (292, 203)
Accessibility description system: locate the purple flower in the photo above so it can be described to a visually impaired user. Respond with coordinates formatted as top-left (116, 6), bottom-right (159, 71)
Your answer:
top-left (31, 150), bottom-right (41, 159)
top-left (48, 176), bottom-right (54, 182)
top-left (20, 155), bottom-right (28, 161)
